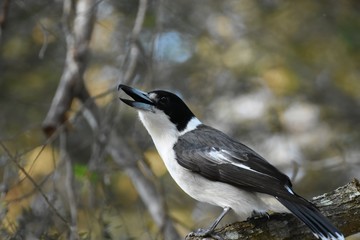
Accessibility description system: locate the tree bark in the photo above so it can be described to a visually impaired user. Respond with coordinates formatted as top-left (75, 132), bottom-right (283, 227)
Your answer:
top-left (186, 179), bottom-right (360, 240)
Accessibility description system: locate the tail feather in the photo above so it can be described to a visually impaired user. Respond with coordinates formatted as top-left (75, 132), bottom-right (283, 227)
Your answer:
top-left (277, 197), bottom-right (344, 240)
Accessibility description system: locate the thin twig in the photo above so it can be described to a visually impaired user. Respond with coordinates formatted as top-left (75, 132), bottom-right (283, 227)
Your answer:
top-left (60, 133), bottom-right (79, 240)
top-left (120, 0), bottom-right (148, 84)
top-left (0, 141), bottom-right (70, 228)
top-left (132, 0), bottom-right (147, 39)
top-left (6, 143), bottom-right (48, 188)
top-left (38, 21), bottom-right (49, 59)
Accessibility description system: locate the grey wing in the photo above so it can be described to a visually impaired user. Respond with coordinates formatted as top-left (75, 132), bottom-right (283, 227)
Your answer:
top-left (174, 144), bottom-right (309, 205)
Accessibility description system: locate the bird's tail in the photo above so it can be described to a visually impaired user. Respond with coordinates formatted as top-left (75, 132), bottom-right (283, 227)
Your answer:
top-left (277, 197), bottom-right (344, 240)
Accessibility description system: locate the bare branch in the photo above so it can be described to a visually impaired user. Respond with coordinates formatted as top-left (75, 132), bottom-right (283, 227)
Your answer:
top-left (107, 134), bottom-right (181, 240)
top-left (121, 0), bottom-right (148, 84)
top-left (42, 0), bottom-right (96, 137)
top-left (37, 21), bottom-right (49, 59)
top-left (60, 133), bottom-right (79, 240)
top-left (132, 0), bottom-right (147, 39)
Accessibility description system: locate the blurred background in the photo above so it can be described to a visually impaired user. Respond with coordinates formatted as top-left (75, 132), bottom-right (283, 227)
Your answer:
top-left (0, 0), bottom-right (359, 239)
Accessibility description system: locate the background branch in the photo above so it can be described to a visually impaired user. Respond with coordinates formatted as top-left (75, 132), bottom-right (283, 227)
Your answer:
top-left (42, 0), bottom-right (96, 137)
top-left (40, 0), bottom-right (180, 239)
top-left (0, 141), bottom-right (70, 228)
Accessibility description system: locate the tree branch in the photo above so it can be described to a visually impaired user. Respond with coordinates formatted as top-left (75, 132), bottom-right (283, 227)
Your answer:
top-left (121, 0), bottom-right (148, 84)
top-left (106, 134), bottom-right (180, 240)
top-left (41, 0), bottom-right (181, 238)
top-left (42, 0), bottom-right (96, 137)
top-left (186, 179), bottom-right (360, 240)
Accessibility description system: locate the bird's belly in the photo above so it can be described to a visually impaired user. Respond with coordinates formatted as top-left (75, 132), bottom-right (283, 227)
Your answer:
top-left (161, 151), bottom-right (273, 220)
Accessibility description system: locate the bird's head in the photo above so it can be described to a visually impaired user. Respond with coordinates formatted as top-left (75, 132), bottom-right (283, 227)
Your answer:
top-left (118, 84), bottom-right (199, 137)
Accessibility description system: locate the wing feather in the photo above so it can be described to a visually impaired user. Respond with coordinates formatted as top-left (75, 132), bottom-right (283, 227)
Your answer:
top-left (174, 125), bottom-right (310, 205)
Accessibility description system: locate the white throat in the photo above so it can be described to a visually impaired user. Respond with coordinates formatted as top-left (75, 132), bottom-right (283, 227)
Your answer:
top-left (138, 111), bottom-right (201, 163)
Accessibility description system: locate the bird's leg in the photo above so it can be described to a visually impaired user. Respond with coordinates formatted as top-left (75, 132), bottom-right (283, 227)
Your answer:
top-left (206, 207), bottom-right (231, 233)
top-left (188, 207), bottom-right (231, 240)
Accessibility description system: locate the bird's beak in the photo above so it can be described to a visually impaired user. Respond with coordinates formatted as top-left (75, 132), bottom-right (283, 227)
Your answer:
top-left (118, 84), bottom-right (155, 112)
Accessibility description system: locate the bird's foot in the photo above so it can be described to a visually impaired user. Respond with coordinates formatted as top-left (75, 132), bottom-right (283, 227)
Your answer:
top-left (186, 228), bottom-right (224, 240)
top-left (250, 210), bottom-right (270, 220)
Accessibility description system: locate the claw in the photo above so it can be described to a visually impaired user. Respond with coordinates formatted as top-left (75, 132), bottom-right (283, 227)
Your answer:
top-left (186, 207), bottom-right (230, 240)
top-left (250, 210), bottom-right (270, 219)
top-left (187, 228), bottom-right (224, 240)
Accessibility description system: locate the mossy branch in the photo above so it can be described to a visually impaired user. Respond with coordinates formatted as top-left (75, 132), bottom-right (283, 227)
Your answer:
top-left (186, 179), bottom-right (360, 240)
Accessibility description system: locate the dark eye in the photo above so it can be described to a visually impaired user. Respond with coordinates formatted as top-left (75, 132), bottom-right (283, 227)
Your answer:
top-left (158, 96), bottom-right (168, 105)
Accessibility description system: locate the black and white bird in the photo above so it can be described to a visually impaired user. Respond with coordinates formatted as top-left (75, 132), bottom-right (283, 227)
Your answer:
top-left (118, 84), bottom-right (344, 240)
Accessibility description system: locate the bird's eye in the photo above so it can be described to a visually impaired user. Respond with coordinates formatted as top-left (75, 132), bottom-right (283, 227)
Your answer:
top-left (158, 96), bottom-right (168, 105)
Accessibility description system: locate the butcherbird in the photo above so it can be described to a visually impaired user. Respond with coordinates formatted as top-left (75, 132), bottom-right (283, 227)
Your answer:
top-left (118, 84), bottom-right (344, 240)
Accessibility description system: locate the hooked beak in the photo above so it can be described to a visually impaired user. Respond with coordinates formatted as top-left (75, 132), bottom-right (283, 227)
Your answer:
top-left (118, 84), bottom-right (154, 112)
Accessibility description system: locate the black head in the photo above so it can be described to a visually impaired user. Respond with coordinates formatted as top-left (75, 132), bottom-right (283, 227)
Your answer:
top-left (118, 84), bottom-right (195, 132)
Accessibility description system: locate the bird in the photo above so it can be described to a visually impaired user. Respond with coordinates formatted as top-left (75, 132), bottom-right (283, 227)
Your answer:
top-left (118, 84), bottom-right (344, 240)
